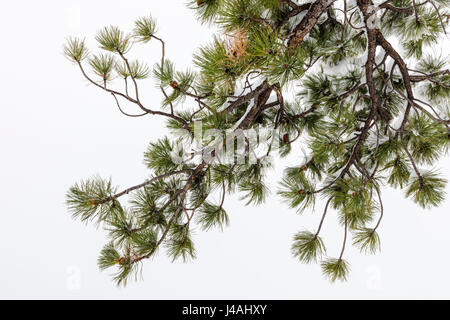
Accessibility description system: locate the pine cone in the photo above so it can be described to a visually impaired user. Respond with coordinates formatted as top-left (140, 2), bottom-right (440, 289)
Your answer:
top-left (170, 80), bottom-right (179, 89)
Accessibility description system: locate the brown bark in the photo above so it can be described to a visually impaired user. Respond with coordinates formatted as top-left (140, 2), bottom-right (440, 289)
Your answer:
top-left (288, 0), bottom-right (336, 48)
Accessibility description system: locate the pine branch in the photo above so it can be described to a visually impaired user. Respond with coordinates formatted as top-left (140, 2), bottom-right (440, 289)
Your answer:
top-left (65, 0), bottom-right (450, 285)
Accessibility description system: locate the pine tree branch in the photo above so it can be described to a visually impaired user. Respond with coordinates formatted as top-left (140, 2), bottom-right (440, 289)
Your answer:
top-left (375, 31), bottom-right (416, 132)
top-left (111, 93), bottom-right (147, 117)
top-left (222, 81), bottom-right (272, 114)
top-left (314, 197), bottom-right (333, 238)
top-left (99, 169), bottom-right (193, 204)
top-left (408, 69), bottom-right (450, 84)
top-left (76, 61), bottom-right (189, 126)
top-left (288, 0), bottom-right (337, 47)
top-left (66, 0), bottom-right (450, 284)
top-left (279, 2), bottom-right (313, 26)
top-left (379, 2), bottom-right (413, 15)
top-left (373, 185), bottom-right (384, 231)
top-left (338, 217), bottom-right (348, 260)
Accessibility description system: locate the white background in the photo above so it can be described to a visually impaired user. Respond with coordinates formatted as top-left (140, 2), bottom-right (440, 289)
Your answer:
top-left (0, 0), bottom-right (449, 299)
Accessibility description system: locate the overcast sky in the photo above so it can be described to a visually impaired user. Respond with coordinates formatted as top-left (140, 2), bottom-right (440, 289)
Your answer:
top-left (0, 0), bottom-right (449, 299)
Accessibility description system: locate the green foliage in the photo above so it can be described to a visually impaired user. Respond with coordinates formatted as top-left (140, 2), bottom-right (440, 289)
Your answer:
top-left (98, 242), bottom-right (121, 271)
top-left (162, 70), bottom-right (197, 106)
top-left (385, 156), bottom-right (411, 188)
top-left (321, 258), bottom-right (350, 282)
top-left (153, 59), bottom-right (175, 86)
top-left (291, 231), bottom-right (325, 263)
top-left (133, 15), bottom-right (158, 42)
top-left (66, 176), bottom-right (118, 223)
top-left (352, 228), bottom-right (380, 254)
top-left (246, 27), bottom-right (280, 59)
top-left (96, 26), bottom-right (131, 54)
top-left (402, 10), bottom-right (442, 59)
top-left (166, 224), bottom-right (196, 262)
top-left (323, 178), bottom-right (376, 229)
top-left (106, 207), bottom-right (135, 246)
top-left (211, 164), bottom-right (238, 191)
top-left (278, 170), bottom-right (315, 213)
top-left (112, 258), bottom-right (137, 286)
top-left (239, 179), bottom-right (268, 205)
top-left (116, 60), bottom-right (150, 79)
top-left (131, 229), bottom-right (158, 255)
top-left (188, 0), bottom-right (225, 24)
top-left (406, 171), bottom-right (447, 209)
top-left (197, 201), bottom-right (229, 231)
top-left (375, 138), bottom-right (403, 165)
top-left (130, 187), bottom-right (167, 230)
top-left (64, 37), bottom-right (89, 62)
top-left (299, 72), bottom-right (346, 109)
top-left (217, 0), bottom-right (264, 31)
top-left (265, 46), bottom-right (305, 85)
top-left (99, 243), bottom-right (140, 286)
top-left (381, 3), bottom-right (446, 60)
top-left (316, 25), bottom-right (366, 66)
top-left (89, 53), bottom-right (116, 81)
top-left (234, 161), bottom-right (271, 205)
top-left (343, 188), bottom-right (375, 228)
top-left (406, 115), bottom-right (446, 165)
top-left (143, 137), bottom-right (183, 175)
top-left (193, 37), bottom-right (237, 93)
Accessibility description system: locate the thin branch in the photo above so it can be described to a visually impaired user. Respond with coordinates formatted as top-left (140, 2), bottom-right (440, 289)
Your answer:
top-left (314, 197), bottom-right (333, 238)
top-left (339, 217), bottom-right (348, 260)
top-left (101, 169), bottom-right (193, 203)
